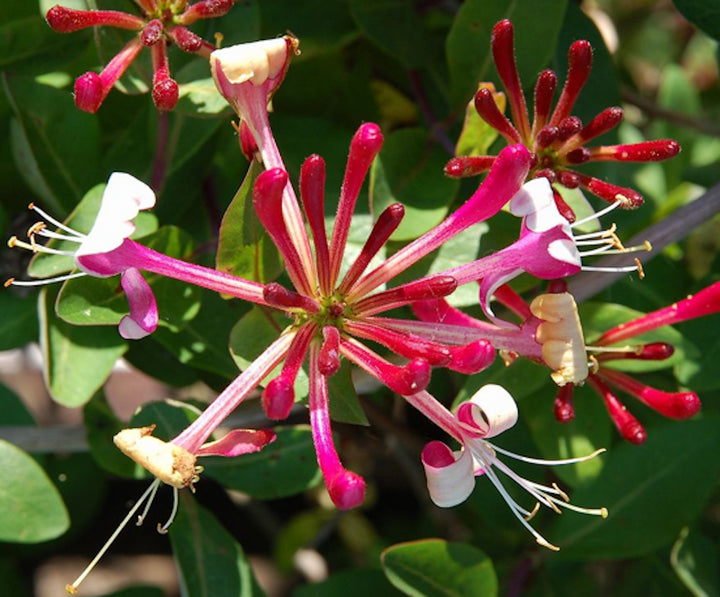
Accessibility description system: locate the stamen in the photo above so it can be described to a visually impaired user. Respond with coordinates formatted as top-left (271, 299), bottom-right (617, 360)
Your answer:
top-left (573, 224), bottom-right (617, 240)
top-left (524, 502), bottom-right (541, 521)
top-left (492, 444), bottom-right (606, 466)
top-left (6, 272), bottom-right (87, 287)
top-left (157, 487), bottom-right (179, 534)
top-left (571, 199), bottom-right (623, 229)
top-left (581, 264), bottom-right (641, 274)
top-left (136, 478), bottom-right (162, 526)
top-left (30, 227), bottom-right (85, 243)
top-left (66, 480), bottom-right (160, 594)
top-left (8, 235), bottom-right (76, 256)
top-left (28, 203), bottom-right (86, 238)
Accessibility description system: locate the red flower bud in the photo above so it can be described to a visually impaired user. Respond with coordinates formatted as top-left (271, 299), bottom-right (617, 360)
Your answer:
top-left (474, 88), bottom-right (521, 143)
top-left (73, 72), bottom-right (105, 113)
top-left (444, 156), bottom-right (495, 178)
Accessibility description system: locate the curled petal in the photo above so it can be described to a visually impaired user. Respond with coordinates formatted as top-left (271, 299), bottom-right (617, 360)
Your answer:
top-left (118, 268), bottom-right (158, 339)
top-left (421, 441), bottom-right (475, 507)
top-left (457, 384), bottom-right (518, 439)
top-left (196, 429), bottom-right (277, 457)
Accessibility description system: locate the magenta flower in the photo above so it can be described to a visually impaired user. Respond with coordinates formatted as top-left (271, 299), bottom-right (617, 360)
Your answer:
top-left (7, 172), bottom-right (267, 339)
top-left (65, 423), bottom-right (275, 594)
top-left (418, 384), bottom-right (606, 551)
top-left (45, 0), bottom-right (236, 112)
top-left (407, 178), bottom-right (648, 323)
top-left (445, 19), bottom-right (680, 219)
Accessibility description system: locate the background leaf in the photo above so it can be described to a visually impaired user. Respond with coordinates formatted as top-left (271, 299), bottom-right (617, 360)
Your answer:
top-left (0, 439), bottom-right (69, 543)
top-left (381, 539), bottom-right (497, 597)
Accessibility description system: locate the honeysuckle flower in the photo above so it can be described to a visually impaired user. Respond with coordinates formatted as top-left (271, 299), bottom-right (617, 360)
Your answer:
top-left (6, 172), bottom-right (267, 339)
top-left (413, 383), bottom-right (606, 550)
top-left (65, 423), bottom-right (275, 594)
top-left (45, 0), bottom-right (236, 112)
top-left (409, 178), bottom-right (648, 323)
top-left (445, 19), bottom-right (680, 219)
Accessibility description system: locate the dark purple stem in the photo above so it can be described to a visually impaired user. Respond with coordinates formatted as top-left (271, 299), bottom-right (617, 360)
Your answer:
top-left (151, 110), bottom-right (169, 192)
top-left (408, 69), bottom-right (456, 156)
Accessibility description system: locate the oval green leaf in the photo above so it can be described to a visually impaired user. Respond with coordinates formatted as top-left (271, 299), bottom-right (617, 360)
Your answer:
top-left (381, 539), bottom-right (497, 597)
top-left (0, 439), bottom-right (69, 543)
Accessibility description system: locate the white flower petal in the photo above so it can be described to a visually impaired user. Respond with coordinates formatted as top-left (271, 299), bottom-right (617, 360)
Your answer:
top-left (462, 384), bottom-right (518, 439)
top-left (211, 38), bottom-right (289, 87)
top-left (509, 178), bottom-right (569, 233)
top-left (548, 238), bottom-right (582, 267)
top-left (421, 441), bottom-right (476, 508)
top-left (76, 173), bottom-right (156, 258)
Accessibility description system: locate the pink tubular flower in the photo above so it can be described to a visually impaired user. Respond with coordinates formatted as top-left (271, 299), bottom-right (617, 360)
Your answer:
top-left (65, 423), bottom-right (276, 594)
top-left (7, 172), bottom-right (267, 339)
top-left (407, 178), bottom-right (648, 323)
top-left (45, 1), bottom-right (234, 112)
top-left (414, 384), bottom-right (606, 550)
top-left (445, 19), bottom-right (680, 218)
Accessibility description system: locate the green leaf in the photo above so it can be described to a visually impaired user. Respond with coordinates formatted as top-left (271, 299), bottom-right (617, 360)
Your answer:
top-left (203, 425), bottom-right (322, 499)
top-left (328, 360), bottom-right (368, 426)
top-left (84, 392), bottom-right (138, 479)
top-left (3, 73), bottom-right (101, 212)
top-left (671, 527), bottom-right (720, 597)
top-left (293, 569), bottom-right (402, 597)
top-left (370, 128), bottom-right (459, 241)
top-left (552, 417), bottom-right (720, 559)
top-left (153, 291), bottom-right (244, 379)
top-left (124, 337), bottom-right (200, 388)
top-left (0, 15), bottom-right (88, 72)
top-left (216, 160), bottom-right (282, 283)
top-left (170, 494), bottom-right (268, 597)
top-left (0, 291), bottom-right (38, 351)
top-left (520, 377), bottom-right (612, 489)
top-left (454, 85), bottom-right (502, 157)
top-left (229, 306), bottom-right (304, 389)
top-left (672, 0), bottom-right (720, 42)
top-left (381, 539), bottom-right (497, 597)
top-left (176, 58), bottom-right (230, 117)
top-left (0, 382), bottom-right (35, 426)
top-left (447, 0), bottom-right (568, 106)
top-left (40, 285), bottom-right (128, 407)
top-left (348, 0), bottom-right (429, 68)
top-left (0, 438), bottom-right (69, 543)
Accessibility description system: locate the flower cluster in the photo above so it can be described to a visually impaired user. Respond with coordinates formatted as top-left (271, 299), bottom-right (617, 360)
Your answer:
top-left (45, 0), bottom-right (238, 112)
top-left (445, 19), bottom-right (680, 220)
top-left (6, 18), bottom-right (714, 593)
